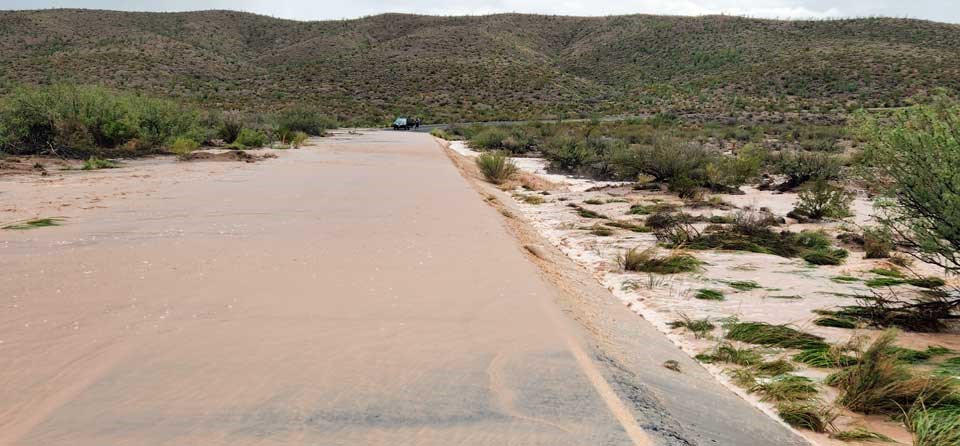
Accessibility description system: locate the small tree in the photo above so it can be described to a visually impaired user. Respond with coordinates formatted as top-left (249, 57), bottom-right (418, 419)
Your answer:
top-left (860, 101), bottom-right (960, 273)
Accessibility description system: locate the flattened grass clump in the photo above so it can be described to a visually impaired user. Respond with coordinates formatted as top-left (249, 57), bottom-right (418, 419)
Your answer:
top-left (2, 217), bottom-right (65, 230)
top-left (830, 330), bottom-right (959, 415)
top-left (935, 357), bottom-right (960, 378)
top-left (476, 151), bottom-right (518, 185)
top-left (696, 343), bottom-right (763, 366)
top-left (865, 276), bottom-right (946, 289)
top-left (618, 247), bottom-right (701, 274)
top-left (726, 322), bottom-right (829, 350)
top-left (589, 225), bottom-right (614, 237)
top-left (695, 289), bottom-right (725, 301)
top-left (568, 203), bottom-right (608, 219)
top-left (755, 359), bottom-right (797, 376)
top-left (908, 402), bottom-right (960, 446)
top-left (776, 401), bottom-right (835, 433)
top-left (751, 374), bottom-right (819, 402)
top-left (604, 220), bottom-right (651, 233)
top-left (831, 275), bottom-right (860, 283)
top-left (830, 428), bottom-right (894, 442)
top-left (793, 346), bottom-right (858, 368)
top-left (814, 316), bottom-right (858, 329)
top-left (669, 315), bottom-right (715, 338)
top-left (725, 280), bottom-right (761, 291)
top-left (81, 156), bottom-right (119, 170)
top-left (803, 248), bottom-right (848, 265)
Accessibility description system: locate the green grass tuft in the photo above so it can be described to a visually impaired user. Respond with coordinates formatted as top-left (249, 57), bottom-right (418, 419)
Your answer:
top-left (725, 280), bottom-right (761, 291)
top-left (830, 427), bottom-right (894, 442)
top-left (751, 374), bottom-right (818, 402)
top-left (814, 316), bottom-right (857, 329)
top-left (695, 289), bottom-right (725, 301)
top-left (82, 156), bottom-right (119, 170)
top-left (776, 401), bottom-right (835, 433)
top-left (2, 217), bottom-right (66, 230)
top-left (726, 322), bottom-right (828, 350)
top-left (619, 248), bottom-right (701, 274)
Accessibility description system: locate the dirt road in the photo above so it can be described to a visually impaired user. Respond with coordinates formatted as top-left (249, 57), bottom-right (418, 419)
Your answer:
top-left (0, 131), bottom-right (806, 445)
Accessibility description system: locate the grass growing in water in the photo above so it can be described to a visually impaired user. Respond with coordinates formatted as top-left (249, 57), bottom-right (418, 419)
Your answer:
top-left (695, 289), bottom-right (725, 301)
top-left (726, 322), bottom-right (828, 350)
top-left (669, 314), bottom-right (715, 338)
top-left (830, 428), bottom-right (894, 442)
top-left (724, 280), bottom-right (761, 291)
top-left (829, 330), bottom-right (958, 415)
top-left (908, 402), bottom-right (960, 446)
top-left (2, 217), bottom-right (65, 230)
top-left (776, 401), bottom-right (835, 433)
top-left (751, 374), bottom-right (818, 402)
top-left (696, 343), bottom-right (763, 366)
top-left (618, 247), bottom-right (701, 274)
top-left (814, 316), bottom-right (858, 329)
top-left (81, 156), bottom-right (119, 170)
top-left (831, 275), bottom-right (860, 283)
top-left (793, 346), bottom-right (858, 368)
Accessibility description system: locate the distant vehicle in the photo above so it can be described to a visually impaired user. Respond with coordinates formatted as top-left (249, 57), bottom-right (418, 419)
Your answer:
top-left (393, 117), bottom-right (410, 130)
top-left (392, 117), bottom-right (422, 130)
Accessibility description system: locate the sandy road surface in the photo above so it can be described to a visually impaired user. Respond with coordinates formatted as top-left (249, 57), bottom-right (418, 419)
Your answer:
top-left (0, 131), bottom-right (653, 445)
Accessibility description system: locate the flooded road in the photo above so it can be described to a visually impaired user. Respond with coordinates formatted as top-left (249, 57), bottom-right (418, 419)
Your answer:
top-left (1, 131), bottom-right (648, 445)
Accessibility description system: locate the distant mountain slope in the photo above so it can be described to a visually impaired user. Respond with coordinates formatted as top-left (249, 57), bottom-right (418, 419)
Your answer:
top-left (1, 9), bottom-right (959, 122)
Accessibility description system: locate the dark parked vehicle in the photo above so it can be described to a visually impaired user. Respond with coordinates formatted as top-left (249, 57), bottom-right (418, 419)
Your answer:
top-left (392, 117), bottom-right (421, 130)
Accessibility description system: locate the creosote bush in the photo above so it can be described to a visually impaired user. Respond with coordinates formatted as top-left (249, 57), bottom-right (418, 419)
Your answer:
top-left (790, 179), bottom-right (853, 220)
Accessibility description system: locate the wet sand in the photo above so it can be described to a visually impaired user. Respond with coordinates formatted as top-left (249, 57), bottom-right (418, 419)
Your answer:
top-left (1, 132), bottom-right (654, 445)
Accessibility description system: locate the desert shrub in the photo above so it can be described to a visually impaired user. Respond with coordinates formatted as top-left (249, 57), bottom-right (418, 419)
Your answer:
top-left (863, 226), bottom-right (894, 258)
top-left (470, 127), bottom-right (511, 150)
top-left (476, 151), bottom-right (517, 184)
top-left (705, 144), bottom-right (764, 188)
top-left (290, 131), bottom-right (309, 148)
top-left (218, 110), bottom-right (245, 143)
top-left (169, 137), bottom-right (199, 159)
top-left (229, 128), bottom-right (269, 149)
top-left (429, 128), bottom-right (450, 139)
top-left (0, 84), bottom-right (201, 157)
top-left (541, 134), bottom-right (595, 171)
top-left (276, 106), bottom-right (335, 135)
top-left (790, 179), bottom-right (853, 220)
top-left (618, 247), bottom-right (701, 274)
top-left (774, 151), bottom-right (842, 190)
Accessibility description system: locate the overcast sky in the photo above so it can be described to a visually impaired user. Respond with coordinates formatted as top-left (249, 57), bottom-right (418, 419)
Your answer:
top-left (4, 1), bottom-right (960, 23)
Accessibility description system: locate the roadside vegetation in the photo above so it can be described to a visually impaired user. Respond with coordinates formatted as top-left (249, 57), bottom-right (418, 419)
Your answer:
top-left (0, 85), bottom-right (336, 160)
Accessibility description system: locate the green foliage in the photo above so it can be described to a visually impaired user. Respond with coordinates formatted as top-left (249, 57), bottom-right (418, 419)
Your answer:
top-left (726, 322), bottom-right (829, 350)
top-left (169, 136), bottom-right (199, 159)
top-left (776, 401), bottom-right (835, 433)
top-left (217, 110), bottom-right (245, 143)
top-left (475, 151), bottom-right (518, 184)
top-left (0, 84), bottom-right (201, 157)
top-left (696, 343), bottom-right (763, 366)
top-left (669, 315), bottom-right (715, 338)
top-left (860, 101), bottom-right (960, 273)
top-left (2, 217), bottom-right (65, 230)
top-left (830, 428), bottom-right (893, 442)
top-left (82, 156), bottom-right (119, 170)
top-left (775, 151), bottom-right (842, 189)
top-left (290, 131), bottom-right (309, 148)
top-left (229, 128), bottom-right (269, 149)
top-left (725, 280), bottom-right (760, 291)
top-left (276, 106), bottom-right (336, 136)
top-left (695, 289), bottom-right (725, 301)
top-left (750, 374), bottom-right (818, 402)
top-left (814, 316), bottom-right (857, 329)
top-left (793, 346), bottom-right (858, 368)
top-left (618, 247), bottom-right (702, 274)
top-left (831, 330), bottom-right (958, 415)
top-left (908, 402), bottom-right (960, 446)
top-left (791, 179), bottom-right (853, 220)
top-left (863, 226), bottom-right (894, 259)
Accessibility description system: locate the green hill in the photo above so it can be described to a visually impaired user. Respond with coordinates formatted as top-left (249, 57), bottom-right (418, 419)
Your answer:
top-left (2, 9), bottom-right (959, 123)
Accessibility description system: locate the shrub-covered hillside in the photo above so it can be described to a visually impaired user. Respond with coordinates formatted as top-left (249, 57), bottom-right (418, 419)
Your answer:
top-left (2, 10), bottom-right (959, 123)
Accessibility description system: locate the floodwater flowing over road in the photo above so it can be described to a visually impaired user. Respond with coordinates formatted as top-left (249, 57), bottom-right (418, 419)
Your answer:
top-left (1, 131), bottom-right (806, 445)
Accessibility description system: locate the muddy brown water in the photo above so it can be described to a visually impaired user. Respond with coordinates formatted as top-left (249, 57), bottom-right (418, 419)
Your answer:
top-left (0, 132), bottom-right (658, 445)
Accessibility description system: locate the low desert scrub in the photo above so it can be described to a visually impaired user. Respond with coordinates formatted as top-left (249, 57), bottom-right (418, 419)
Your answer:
top-left (789, 179), bottom-right (853, 221)
top-left (169, 137), bottom-right (199, 159)
top-left (228, 128), bottom-right (269, 149)
top-left (863, 226), bottom-right (894, 259)
top-left (81, 156), bottom-right (119, 170)
top-left (290, 131), bottom-right (309, 148)
top-left (828, 330), bottom-right (958, 415)
top-left (726, 322), bottom-right (829, 350)
top-left (275, 106), bottom-right (336, 136)
top-left (475, 151), bottom-right (518, 184)
top-left (618, 247), bottom-right (701, 274)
